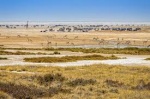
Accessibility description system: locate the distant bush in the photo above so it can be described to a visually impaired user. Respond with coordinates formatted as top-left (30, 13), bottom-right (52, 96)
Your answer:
top-left (48, 87), bottom-right (70, 97)
top-left (37, 73), bottom-right (70, 97)
top-left (0, 82), bottom-right (45, 99)
top-left (145, 58), bottom-right (150, 60)
top-left (67, 78), bottom-right (96, 87)
top-left (134, 80), bottom-right (150, 90)
top-left (109, 88), bottom-right (119, 93)
top-left (105, 79), bottom-right (124, 87)
top-left (37, 73), bottom-right (65, 85)
top-left (0, 57), bottom-right (7, 60)
top-left (53, 51), bottom-right (60, 55)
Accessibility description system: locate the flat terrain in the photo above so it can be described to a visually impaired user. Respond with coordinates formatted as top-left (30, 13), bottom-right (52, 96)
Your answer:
top-left (0, 28), bottom-right (150, 48)
top-left (0, 50), bottom-right (150, 67)
top-left (0, 28), bottom-right (150, 66)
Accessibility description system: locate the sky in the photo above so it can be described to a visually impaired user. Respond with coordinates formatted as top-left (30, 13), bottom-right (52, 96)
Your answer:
top-left (0, 0), bottom-right (150, 22)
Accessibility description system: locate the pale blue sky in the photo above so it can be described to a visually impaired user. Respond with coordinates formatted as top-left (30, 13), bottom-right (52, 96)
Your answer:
top-left (0, 0), bottom-right (150, 22)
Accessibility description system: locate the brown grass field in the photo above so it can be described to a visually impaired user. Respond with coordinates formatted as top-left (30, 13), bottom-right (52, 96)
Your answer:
top-left (0, 65), bottom-right (150, 99)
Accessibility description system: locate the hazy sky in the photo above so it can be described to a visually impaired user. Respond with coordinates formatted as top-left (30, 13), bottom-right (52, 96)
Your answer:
top-left (0, 0), bottom-right (150, 22)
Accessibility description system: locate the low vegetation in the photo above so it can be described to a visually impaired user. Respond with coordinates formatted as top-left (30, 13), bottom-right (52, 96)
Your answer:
top-left (45, 47), bottom-right (150, 55)
top-left (145, 58), bottom-right (150, 60)
top-left (0, 50), bottom-right (41, 55)
top-left (0, 64), bottom-right (150, 98)
top-left (0, 91), bottom-right (11, 99)
top-left (67, 78), bottom-right (96, 87)
top-left (1, 47), bottom-right (150, 55)
top-left (37, 73), bottom-right (65, 86)
top-left (0, 57), bottom-right (7, 60)
top-left (24, 54), bottom-right (118, 63)
top-left (0, 45), bottom-right (4, 47)
top-left (53, 51), bottom-right (60, 55)
top-left (0, 82), bottom-right (45, 99)
top-left (0, 50), bottom-right (60, 55)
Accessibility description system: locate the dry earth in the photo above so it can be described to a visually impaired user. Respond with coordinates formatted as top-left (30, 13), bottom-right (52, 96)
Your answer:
top-left (0, 28), bottom-right (150, 67)
top-left (0, 28), bottom-right (150, 48)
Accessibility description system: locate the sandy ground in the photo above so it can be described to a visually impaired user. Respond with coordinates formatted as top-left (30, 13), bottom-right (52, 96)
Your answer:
top-left (0, 28), bottom-right (150, 48)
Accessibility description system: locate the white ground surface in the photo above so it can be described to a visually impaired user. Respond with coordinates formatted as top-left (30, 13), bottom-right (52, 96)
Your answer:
top-left (0, 54), bottom-right (150, 67)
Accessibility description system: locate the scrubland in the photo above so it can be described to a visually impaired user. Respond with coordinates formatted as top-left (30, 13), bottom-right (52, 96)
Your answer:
top-left (0, 65), bottom-right (150, 99)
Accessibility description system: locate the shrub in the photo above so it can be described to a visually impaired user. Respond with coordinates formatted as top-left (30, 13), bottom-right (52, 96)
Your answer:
top-left (0, 57), bottom-right (7, 60)
top-left (37, 73), bottom-right (65, 85)
top-left (134, 80), bottom-right (150, 90)
top-left (145, 58), bottom-right (150, 60)
top-left (109, 88), bottom-right (119, 93)
top-left (53, 51), bottom-right (60, 55)
top-left (0, 82), bottom-right (45, 99)
top-left (48, 87), bottom-right (70, 97)
top-left (67, 78), bottom-right (96, 87)
top-left (105, 79), bottom-right (124, 87)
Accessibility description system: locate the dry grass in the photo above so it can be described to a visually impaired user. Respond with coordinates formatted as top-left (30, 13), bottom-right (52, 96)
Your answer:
top-left (45, 47), bottom-right (150, 55)
top-left (0, 91), bottom-right (11, 99)
top-left (1, 47), bottom-right (150, 55)
top-left (24, 54), bottom-right (118, 63)
top-left (0, 50), bottom-right (40, 55)
top-left (0, 50), bottom-right (60, 55)
top-left (0, 64), bottom-right (150, 99)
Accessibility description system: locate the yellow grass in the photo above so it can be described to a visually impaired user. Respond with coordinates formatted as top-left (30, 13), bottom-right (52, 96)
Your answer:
top-left (24, 54), bottom-right (118, 63)
top-left (0, 64), bottom-right (150, 99)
